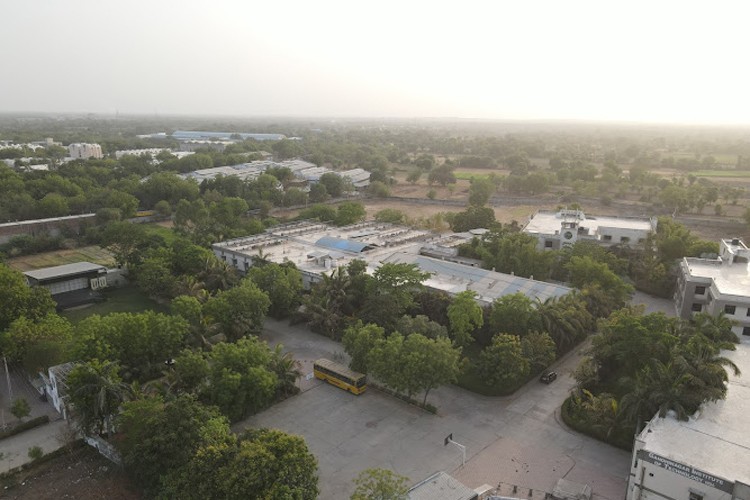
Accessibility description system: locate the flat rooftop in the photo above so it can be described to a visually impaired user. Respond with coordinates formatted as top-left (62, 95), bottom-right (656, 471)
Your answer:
top-left (24, 262), bottom-right (106, 281)
top-left (638, 341), bottom-right (750, 484)
top-left (683, 257), bottom-right (750, 298)
top-left (523, 210), bottom-right (654, 236)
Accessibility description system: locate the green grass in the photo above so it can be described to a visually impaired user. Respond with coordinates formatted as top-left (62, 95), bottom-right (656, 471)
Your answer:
top-left (142, 223), bottom-right (178, 244)
top-left (692, 169), bottom-right (750, 178)
top-left (62, 286), bottom-right (167, 323)
top-left (454, 171), bottom-right (492, 181)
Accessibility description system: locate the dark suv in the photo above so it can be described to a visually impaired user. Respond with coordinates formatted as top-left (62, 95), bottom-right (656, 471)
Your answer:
top-left (539, 371), bottom-right (557, 384)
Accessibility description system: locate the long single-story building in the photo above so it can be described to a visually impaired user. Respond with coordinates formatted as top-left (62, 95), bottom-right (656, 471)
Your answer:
top-left (24, 261), bottom-right (109, 309)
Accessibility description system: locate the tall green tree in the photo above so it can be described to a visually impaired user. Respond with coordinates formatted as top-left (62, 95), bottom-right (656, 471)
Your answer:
top-left (203, 279), bottom-right (270, 341)
top-left (342, 322), bottom-right (385, 373)
top-left (351, 468), bottom-right (409, 500)
top-left (447, 290), bottom-right (483, 347)
top-left (247, 262), bottom-right (303, 319)
top-left (477, 334), bottom-right (530, 387)
top-left (67, 359), bottom-right (129, 435)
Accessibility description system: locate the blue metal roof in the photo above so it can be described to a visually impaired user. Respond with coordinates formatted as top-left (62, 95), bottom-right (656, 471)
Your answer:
top-left (315, 236), bottom-right (373, 253)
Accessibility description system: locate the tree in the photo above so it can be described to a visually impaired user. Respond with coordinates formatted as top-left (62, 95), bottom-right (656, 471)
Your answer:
top-left (10, 398), bottom-right (31, 421)
top-left (0, 264), bottom-right (55, 333)
top-left (2, 313), bottom-right (72, 372)
top-left (247, 262), bottom-right (303, 319)
top-left (319, 172), bottom-right (345, 197)
top-left (428, 165), bottom-right (456, 186)
top-left (117, 394), bottom-right (233, 496)
top-left (488, 293), bottom-right (540, 337)
top-left (565, 255), bottom-right (633, 308)
top-left (394, 314), bottom-right (447, 339)
top-left (342, 322), bottom-right (385, 373)
top-left (468, 178), bottom-right (496, 206)
top-left (449, 206), bottom-right (496, 232)
top-left (67, 359), bottom-right (129, 435)
top-left (375, 208), bottom-right (406, 224)
top-left (72, 311), bottom-right (189, 382)
top-left (447, 290), bottom-right (483, 347)
top-left (351, 468), bottom-right (409, 500)
top-left (159, 428), bottom-right (319, 500)
top-left (536, 294), bottom-right (593, 352)
top-left (521, 331), bottom-right (557, 373)
top-left (203, 279), bottom-right (270, 341)
top-left (204, 338), bottom-right (278, 421)
top-left (269, 344), bottom-right (301, 398)
top-left (475, 231), bottom-right (554, 280)
top-left (308, 183), bottom-right (329, 203)
top-left (335, 201), bottom-right (366, 226)
top-left (477, 334), bottom-right (530, 387)
top-left (303, 267), bottom-right (352, 339)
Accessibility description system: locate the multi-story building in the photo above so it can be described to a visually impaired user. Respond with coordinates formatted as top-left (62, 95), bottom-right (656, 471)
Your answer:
top-left (675, 238), bottom-right (750, 338)
top-left (523, 209), bottom-right (657, 251)
top-left (625, 341), bottom-right (750, 500)
top-left (67, 143), bottom-right (103, 159)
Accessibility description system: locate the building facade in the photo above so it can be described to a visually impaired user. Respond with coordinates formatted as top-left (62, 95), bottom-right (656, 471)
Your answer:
top-left (674, 238), bottom-right (750, 338)
top-left (67, 143), bottom-right (103, 159)
top-left (523, 209), bottom-right (657, 251)
top-left (625, 343), bottom-right (750, 500)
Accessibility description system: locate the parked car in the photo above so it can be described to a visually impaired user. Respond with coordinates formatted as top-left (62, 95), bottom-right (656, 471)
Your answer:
top-left (540, 371), bottom-right (557, 384)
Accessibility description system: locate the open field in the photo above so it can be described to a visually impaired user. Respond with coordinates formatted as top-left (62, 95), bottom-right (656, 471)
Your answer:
top-left (61, 286), bottom-right (167, 323)
top-left (692, 169), bottom-right (750, 178)
top-left (7, 246), bottom-right (115, 271)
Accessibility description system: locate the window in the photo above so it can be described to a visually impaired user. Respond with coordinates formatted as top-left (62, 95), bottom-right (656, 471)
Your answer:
top-left (545, 240), bottom-right (553, 248)
top-left (602, 235), bottom-right (612, 242)
top-left (746, 308), bottom-right (750, 317)
top-left (691, 303), bottom-right (702, 312)
top-left (725, 305), bottom-right (736, 315)
top-left (743, 326), bottom-right (750, 337)
top-left (620, 236), bottom-right (630, 243)
top-left (689, 493), bottom-right (704, 500)
top-left (694, 286), bottom-right (706, 295)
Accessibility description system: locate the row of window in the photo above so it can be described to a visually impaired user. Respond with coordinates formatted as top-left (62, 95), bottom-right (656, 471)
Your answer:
top-left (691, 302), bottom-right (750, 316)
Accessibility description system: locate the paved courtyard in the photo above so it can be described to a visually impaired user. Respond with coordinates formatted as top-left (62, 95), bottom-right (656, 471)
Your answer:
top-left (236, 320), bottom-right (632, 500)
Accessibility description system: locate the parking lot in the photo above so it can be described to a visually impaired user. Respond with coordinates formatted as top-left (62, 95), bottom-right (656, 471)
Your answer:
top-left (235, 319), bottom-right (631, 499)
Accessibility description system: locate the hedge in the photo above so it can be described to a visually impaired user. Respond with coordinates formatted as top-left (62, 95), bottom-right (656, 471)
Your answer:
top-left (0, 415), bottom-right (50, 440)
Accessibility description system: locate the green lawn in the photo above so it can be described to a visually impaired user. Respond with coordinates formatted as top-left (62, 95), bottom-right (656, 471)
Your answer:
top-left (454, 171), bottom-right (492, 181)
top-left (142, 223), bottom-right (179, 244)
top-left (62, 286), bottom-right (167, 323)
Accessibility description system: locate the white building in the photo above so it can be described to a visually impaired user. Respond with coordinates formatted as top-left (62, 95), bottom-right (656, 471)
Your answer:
top-left (68, 143), bottom-right (103, 159)
top-left (523, 209), bottom-right (657, 251)
top-left (626, 342), bottom-right (750, 500)
top-left (212, 221), bottom-right (570, 305)
top-left (40, 362), bottom-right (76, 419)
top-left (675, 238), bottom-right (750, 339)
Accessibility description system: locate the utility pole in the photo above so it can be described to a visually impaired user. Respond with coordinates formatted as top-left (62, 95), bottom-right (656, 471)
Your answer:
top-left (3, 356), bottom-right (12, 401)
top-left (444, 433), bottom-right (466, 467)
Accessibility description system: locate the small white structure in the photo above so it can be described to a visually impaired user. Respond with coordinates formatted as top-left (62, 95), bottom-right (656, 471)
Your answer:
top-left (41, 362), bottom-right (75, 419)
top-left (675, 238), bottom-right (750, 339)
top-left (523, 209), bottom-right (656, 250)
top-left (626, 342), bottom-right (750, 500)
top-left (67, 143), bottom-right (103, 159)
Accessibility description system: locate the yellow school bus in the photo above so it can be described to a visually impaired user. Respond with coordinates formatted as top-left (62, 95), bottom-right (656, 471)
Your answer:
top-left (313, 358), bottom-right (367, 395)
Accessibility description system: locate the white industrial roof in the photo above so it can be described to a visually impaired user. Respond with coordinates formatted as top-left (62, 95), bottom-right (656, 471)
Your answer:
top-left (24, 262), bottom-right (106, 281)
top-left (523, 210), bottom-right (654, 236)
top-left (638, 342), bottom-right (750, 484)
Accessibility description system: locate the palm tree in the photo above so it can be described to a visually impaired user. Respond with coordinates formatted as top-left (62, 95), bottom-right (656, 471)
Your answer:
top-left (269, 345), bottom-right (301, 397)
top-left (176, 275), bottom-right (207, 299)
top-left (536, 295), bottom-right (589, 352)
top-left (200, 257), bottom-right (239, 293)
top-left (689, 312), bottom-right (739, 344)
top-left (67, 360), bottom-right (131, 435)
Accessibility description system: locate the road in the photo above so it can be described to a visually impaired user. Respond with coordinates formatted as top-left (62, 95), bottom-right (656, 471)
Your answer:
top-left (235, 319), bottom-right (632, 500)
top-left (0, 419), bottom-right (69, 474)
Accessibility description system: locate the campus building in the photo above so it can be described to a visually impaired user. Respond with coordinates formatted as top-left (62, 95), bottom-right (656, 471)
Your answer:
top-left (625, 342), bottom-right (750, 500)
top-left (67, 143), bottom-right (103, 159)
top-left (523, 209), bottom-right (657, 251)
top-left (212, 221), bottom-right (571, 305)
top-left (23, 261), bottom-right (110, 309)
top-left (674, 238), bottom-right (750, 339)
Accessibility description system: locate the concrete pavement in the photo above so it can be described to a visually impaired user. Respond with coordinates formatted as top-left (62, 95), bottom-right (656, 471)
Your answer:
top-left (0, 419), bottom-right (70, 474)
top-left (238, 320), bottom-right (632, 500)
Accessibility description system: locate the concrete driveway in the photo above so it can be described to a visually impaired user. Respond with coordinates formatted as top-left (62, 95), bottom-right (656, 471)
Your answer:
top-left (236, 319), bottom-right (631, 500)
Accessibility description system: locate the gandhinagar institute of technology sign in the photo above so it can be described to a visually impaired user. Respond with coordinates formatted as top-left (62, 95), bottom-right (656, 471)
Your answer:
top-left (637, 450), bottom-right (733, 493)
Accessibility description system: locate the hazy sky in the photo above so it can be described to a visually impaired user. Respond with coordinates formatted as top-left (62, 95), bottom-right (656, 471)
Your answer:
top-left (3, 1), bottom-right (749, 124)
